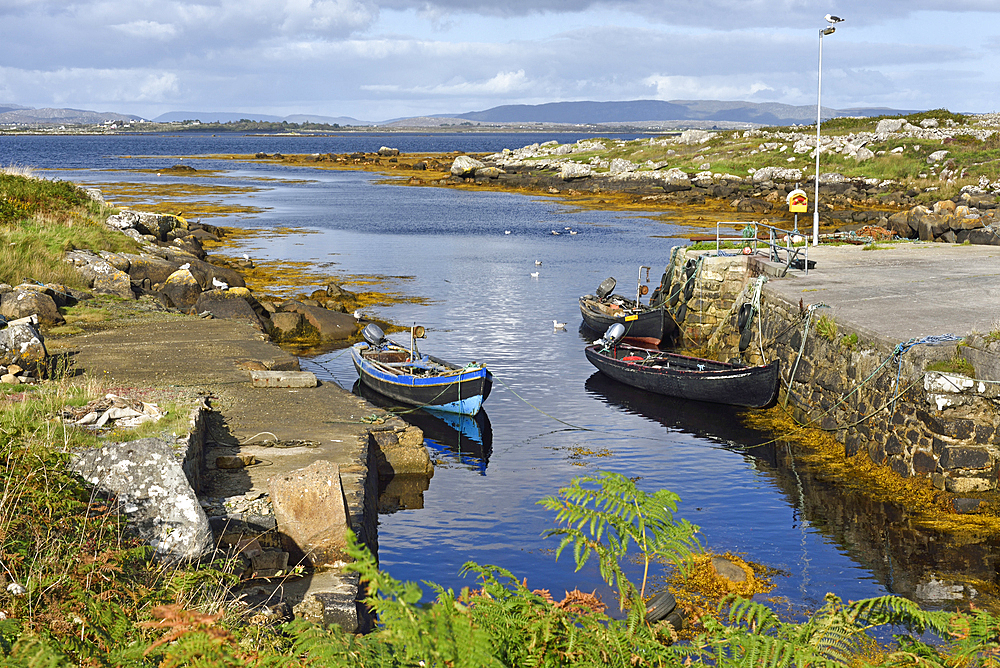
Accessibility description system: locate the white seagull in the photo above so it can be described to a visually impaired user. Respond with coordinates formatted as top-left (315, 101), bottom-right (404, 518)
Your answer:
top-left (551, 230), bottom-right (560, 235)
top-left (824, 14), bottom-right (843, 23)
top-left (504, 230), bottom-right (512, 235)
top-left (353, 309), bottom-right (363, 320)
top-left (535, 260), bottom-right (542, 265)
top-left (564, 226), bottom-right (572, 230)
top-left (553, 320), bottom-right (567, 330)
top-left (569, 230), bottom-right (578, 235)
top-left (530, 271), bottom-right (539, 278)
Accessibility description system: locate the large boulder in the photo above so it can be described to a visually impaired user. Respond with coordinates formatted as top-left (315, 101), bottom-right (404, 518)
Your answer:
top-left (560, 163), bottom-right (593, 180)
top-left (65, 250), bottom-right (134, 300)
top-left (123, 254), bottom-right (179, 288)
top-left (0, 317), bottom-right (47, 368)
top-left (69, 437), bottom-right (213, 564)
top-left (450, 155), bottom-right (485, 177)
top-left (0, 288), bottom-right (64, 326)
top-left (875, 119), bottom-right (905, 133)
top-left (278, 301), bottom-right (356, 340)
top-left (161, 269), bottom-right (202, 311)
top-left (194, 290), bottom-right (267, 331)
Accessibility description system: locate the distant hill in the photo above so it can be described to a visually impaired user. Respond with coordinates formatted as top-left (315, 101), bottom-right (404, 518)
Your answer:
top-left (151, 111), bottom-right (373, 126)
top-left (451, 99), bottom-right (922, 126)
top-left (0, 106), bottom-right (143, 125)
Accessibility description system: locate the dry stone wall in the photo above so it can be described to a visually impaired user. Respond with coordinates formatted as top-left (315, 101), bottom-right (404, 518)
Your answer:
top-left (662, 249), bottom-right (1000, 494)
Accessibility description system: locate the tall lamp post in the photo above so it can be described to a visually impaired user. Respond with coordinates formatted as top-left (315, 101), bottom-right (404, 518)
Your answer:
top-left (813, 15), bottom-right (843, 246)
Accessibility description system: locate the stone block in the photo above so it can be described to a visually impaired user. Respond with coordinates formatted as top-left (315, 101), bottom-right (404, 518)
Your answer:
top-left (250, 370), bottom-right (318, 388)
top-left (946, 476), bottom-right (995, 494)
top-left (292, 571), bottom-right (363, 633)
top-left (269, 461), bottom-right (351, 568)
top-left (912, 450), bottom-right (937, 474)
top-left (885, 433), bottom-right (903, 455)
top-left (940, 446), bottom-right (992, 471)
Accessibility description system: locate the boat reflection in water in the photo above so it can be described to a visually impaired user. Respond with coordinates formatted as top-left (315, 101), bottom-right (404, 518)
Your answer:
top-left (585, 371), bottom-right (1000, 611)
top-left (353, 380), bottom-right (493, 475)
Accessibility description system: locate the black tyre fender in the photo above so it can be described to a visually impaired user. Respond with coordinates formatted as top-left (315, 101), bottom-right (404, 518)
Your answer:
top-left (664, 609), bottom-right (684, 631)
top-left (739, 325), bottom-right (753, 352)
top-left (676, 303), bottom-right (687, 324)
top-left (644, 591), bottom-right (677, 622)
top-left (737, 302), bottom-right (753, 331)
top-left (684, 279), bottom-right (694, 301)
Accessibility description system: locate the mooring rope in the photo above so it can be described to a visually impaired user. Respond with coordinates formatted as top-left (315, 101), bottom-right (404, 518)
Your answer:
top-left (783, 302), bottom-right (829, 407)
top-left (890, 334), bottom-right (963, 416)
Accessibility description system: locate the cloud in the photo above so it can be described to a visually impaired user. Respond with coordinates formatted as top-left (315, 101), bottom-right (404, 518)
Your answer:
top-left (642, 75), bottom-right (776, 101)
top-left (362, 69), bottom-right (529, 96)
top-left (110, 20), bottom-right (178, 40)
top-left (374, 0), bottom-right (1000, 29)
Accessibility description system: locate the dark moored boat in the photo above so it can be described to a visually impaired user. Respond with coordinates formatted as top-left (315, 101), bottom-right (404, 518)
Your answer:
top-left (584, 324), bottom-right (779, 408)
top-left (352, 324), bottom-right (492, 416)
top-left (579, 271), bottom-right (678, 346)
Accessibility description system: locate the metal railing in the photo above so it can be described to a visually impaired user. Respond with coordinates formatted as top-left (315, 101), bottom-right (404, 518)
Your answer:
top-left (715, 221), bottom-right (811, 275)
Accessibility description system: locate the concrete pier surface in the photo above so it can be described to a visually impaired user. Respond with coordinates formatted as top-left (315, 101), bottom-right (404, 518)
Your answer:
top-left (47, 317), bottom-right (422, 630)
top-left (761, 242), bottom-right (1000, 344)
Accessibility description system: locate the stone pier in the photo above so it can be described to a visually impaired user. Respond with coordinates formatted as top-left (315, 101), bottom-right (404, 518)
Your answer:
top-left (661, 242), bottom-right (1000, 493)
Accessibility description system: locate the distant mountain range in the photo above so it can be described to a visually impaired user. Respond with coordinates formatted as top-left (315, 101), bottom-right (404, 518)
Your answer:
top-left (0, 99), bottom-right (924, 128)
top-left (446, 99), bottom-right (920, 126)
top-left (150, 111), bottom-right (371, 125)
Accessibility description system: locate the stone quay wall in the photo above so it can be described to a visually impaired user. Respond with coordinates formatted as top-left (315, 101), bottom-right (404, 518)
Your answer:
top-left (662, 249), bottom-right (1000, 495)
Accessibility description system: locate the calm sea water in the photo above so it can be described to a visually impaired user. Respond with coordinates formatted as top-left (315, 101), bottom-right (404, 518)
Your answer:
top-left (2, 132), bottom-right (987, 615)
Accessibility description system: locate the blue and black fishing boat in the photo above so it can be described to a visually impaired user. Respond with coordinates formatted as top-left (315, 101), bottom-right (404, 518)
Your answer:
top-left (352, 323), bottom-right (492, 416)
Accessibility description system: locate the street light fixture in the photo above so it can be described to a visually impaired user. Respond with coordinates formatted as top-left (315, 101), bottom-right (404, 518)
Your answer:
top-left (813, 19), bottom-right (841, 246)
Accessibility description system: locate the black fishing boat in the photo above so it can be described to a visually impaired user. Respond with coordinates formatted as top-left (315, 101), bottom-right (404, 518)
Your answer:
top-left (579, 267), bottom-right (678, 345)
top-left (352, 324), bottom-right (492, 416)
top-left (585, 324), bottom-right (780, 408)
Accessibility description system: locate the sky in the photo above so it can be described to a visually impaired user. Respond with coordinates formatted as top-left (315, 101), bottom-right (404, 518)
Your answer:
top-left (1, 0), bottom-right (998, 122)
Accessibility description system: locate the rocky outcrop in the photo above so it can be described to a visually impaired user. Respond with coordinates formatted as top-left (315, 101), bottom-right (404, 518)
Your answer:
top-left (70, 436), bottom-right (213, 564)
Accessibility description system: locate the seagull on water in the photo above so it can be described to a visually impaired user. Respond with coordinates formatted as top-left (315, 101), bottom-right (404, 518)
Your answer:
top-left (535, 260), bottom-right (542, 265)
top-left (569, 230), bottom-right (578, 235)
top-left (551, 230), bottom-right (560, 235)
top-left (504, 230), bottom-right (512, 235)
top-left (530, 271), bottom-right (539, 278)
top-left (824, 13), bottom-right (843, 23)
top-left (553, 320), bottom-right (567, 330)
top-left (564, 226), bottom-right (572, 230)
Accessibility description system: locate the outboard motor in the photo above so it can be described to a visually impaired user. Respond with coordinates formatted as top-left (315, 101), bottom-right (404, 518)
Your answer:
top-left (598, 323), bottom-right (626, 348)
top-left (362, 323), bottom-right (386, 348)
top-left (596, 277), bottom-right (616, 300)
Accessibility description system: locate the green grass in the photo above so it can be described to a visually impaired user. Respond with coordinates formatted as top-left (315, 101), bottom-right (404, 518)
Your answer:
top-left (927, 355), bottom-right (976, 376)
top-left (0, 174), bottom-right (138, 287)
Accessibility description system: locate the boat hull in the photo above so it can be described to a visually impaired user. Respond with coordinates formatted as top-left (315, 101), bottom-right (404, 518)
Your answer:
top-left (579, 296), bottom-right (678, 345)
top-left (352, 345), bottom-right (492, 416)
top-left (584, 344), bottom-right (779, 408)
